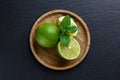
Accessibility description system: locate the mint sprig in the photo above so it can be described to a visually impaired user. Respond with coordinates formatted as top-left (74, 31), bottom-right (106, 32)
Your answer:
top-left (59, 15), bottom-right (77, 47)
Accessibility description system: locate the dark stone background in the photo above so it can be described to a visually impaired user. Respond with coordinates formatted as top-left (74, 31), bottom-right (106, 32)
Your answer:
top-left (0, 0), bottom-right (120, 80)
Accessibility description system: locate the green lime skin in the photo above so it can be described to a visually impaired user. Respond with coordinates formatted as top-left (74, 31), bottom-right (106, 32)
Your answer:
top-left (35, 23), bottom-right (60, 48)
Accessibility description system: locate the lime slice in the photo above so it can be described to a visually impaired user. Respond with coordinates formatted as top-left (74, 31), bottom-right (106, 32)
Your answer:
top-left (57, 37), bottom-right (81, 60)
top-left (57, 16), bottom-right (78, 36)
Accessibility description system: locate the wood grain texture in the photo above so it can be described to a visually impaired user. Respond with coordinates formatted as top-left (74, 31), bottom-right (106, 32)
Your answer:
top-left (30, 10), bottom-right (90, 70)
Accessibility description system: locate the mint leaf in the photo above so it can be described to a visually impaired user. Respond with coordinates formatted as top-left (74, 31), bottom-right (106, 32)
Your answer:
top-left (60, 25), bottom-right (67, 32)
top-left (60, 33), bottom-right (70, 47)
top-left (67, 26), bottom-right (77, 33)
top-left (60, 15), bottom-right (71, 27)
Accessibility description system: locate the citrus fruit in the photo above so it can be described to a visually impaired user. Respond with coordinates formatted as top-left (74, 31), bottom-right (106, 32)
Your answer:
top-left (57, 16), bottom-right (78, 36)
top-left (57, 37), bottom-right (80, 60)
top-left (35, 23), bottom-right (60, 48)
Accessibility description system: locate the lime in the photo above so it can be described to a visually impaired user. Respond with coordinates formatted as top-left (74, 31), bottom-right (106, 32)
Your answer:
top-left (57, 37), bottom-right (80, 60)
top-left (57, 16), bottom-right (78, 36)
top-left (35, 23), bottom-right (60, 48)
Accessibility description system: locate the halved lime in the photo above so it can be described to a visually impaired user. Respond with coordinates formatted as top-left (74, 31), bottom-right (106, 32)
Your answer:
top-left (57, 16), bottom-right (78, 36)
top-left (57, 37), bottom-right (81, 60)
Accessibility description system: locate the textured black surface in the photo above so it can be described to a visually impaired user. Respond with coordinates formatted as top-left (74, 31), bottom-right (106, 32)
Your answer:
top-left (0, 0), bottom-right (120, 80)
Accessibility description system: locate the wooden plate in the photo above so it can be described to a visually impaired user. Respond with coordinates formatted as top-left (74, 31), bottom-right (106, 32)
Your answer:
top-left (30, 10), bottom-right (90, 70)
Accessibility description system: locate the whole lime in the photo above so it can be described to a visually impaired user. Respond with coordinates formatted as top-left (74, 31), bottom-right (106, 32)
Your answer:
top-left (35, 23), bottom-right (60, 48)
